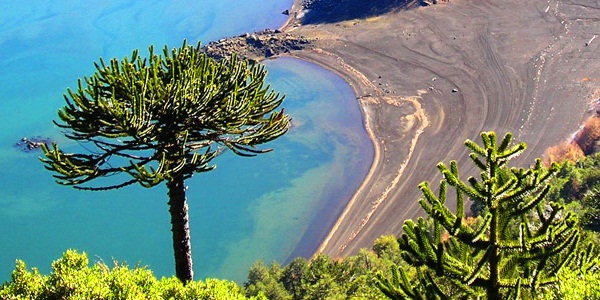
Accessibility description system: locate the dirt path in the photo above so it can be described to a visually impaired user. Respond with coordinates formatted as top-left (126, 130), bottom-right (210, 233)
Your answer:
top-left (284, 0), bottom-right (600, 257)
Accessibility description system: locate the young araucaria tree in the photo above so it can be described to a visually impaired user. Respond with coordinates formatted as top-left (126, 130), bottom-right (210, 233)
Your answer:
top-left (378, 132), bottom-right (580, 299)
top-left (40, 41), bottom-right (290, 283)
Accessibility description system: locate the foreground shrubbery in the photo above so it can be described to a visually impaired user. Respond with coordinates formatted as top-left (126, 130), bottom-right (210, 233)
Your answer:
top-left (548, 253), bottom-right (600, 300)
top-left (4, 132), bottom-right (600, 299)
top-left (0, 241), bottom-right (403, 299)
top-left (548, 152), bottom-right (600, 231)
top-left (0, 250), bottom-right (263, 300)
top-left (3, 245), bottom-right (600, 299)
top-left (244, 237), bottom-right (405, 300)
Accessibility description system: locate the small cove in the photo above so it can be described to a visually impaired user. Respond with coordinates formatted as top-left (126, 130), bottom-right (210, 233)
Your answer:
top-left (0, 1), bottom-right (374, 282)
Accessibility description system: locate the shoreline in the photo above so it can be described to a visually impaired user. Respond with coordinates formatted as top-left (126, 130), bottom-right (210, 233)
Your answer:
top-left (276, 0), bottom-right (600, 258)
top-left (285, 47), bottom-right (430, 256)
top-left (278, 0), bottom-right (401, 257)
top-left (278, 0), bottom-right (445, 257)
top-left (283, 48), bottom-right (433, 254)
top-left (285, 51), bottom-right (384, 255)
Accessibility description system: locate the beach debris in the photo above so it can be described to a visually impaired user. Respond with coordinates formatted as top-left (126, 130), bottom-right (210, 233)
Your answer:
top-left (14, 136), bottom-right (52, 152)
top-left (585, 35), bottom-right (597, 47)
top-left (452, 88), bottom-right (459, 93)
top-left (419, 0), bottom-right (449, 6)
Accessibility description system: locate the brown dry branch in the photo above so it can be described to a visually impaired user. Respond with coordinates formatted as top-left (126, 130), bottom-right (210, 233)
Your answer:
top-left (574, 116), bottom-right (600, 155)
top-left (543, 140), bottom-right (585, 166)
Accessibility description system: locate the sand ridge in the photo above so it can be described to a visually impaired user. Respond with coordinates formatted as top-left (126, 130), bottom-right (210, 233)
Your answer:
top-left (281, 0), bottom-right (600, 258)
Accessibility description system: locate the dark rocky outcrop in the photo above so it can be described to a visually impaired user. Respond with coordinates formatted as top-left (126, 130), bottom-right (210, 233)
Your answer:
top-left (299, 0), bottom-right (414, 24)
top-left (202, 29), bottom-right (312, 61)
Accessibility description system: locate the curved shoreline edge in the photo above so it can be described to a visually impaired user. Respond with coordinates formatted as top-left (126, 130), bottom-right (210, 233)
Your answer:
top-left (284, 49), bottom-right (429, 255)
top-left (278, 0), bottom-right (439, 258)
top-left (276, 0), bottom-right (600, 258)
top-left (279, 1), bottom-right (392, 258)
top-left (288, 51), bottom-right (385, 255)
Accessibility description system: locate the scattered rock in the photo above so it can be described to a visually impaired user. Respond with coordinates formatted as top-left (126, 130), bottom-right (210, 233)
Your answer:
top-left (202, 29), bottom-right (313, 61)
top-left (15, 136), bottom-right (52, 152)
top-left (265, 48), bottom-right (275, 57)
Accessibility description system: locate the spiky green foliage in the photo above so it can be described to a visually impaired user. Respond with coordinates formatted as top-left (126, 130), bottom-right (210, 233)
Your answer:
top-left (378, 132), bottom-right (580, 299)
top-left (544, 244), bottom-right (600, 299)
top-left (39, 41), bottom-right (290, 282)
top-left (41, 41), bottom-right (289, 191)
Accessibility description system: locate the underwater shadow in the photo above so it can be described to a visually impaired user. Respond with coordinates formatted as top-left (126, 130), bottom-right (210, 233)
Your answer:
top-left (299, 0), bottom-right (418, 25)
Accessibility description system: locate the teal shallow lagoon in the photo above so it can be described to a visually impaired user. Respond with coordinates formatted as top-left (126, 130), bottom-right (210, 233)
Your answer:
top-left (0, 2), bottom-right (373, 282)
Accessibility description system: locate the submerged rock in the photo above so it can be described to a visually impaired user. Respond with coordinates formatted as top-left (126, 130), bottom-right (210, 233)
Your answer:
top-left (14, 136), bottom-right (52, 152)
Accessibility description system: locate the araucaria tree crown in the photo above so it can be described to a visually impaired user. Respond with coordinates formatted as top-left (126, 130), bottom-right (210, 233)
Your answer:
top-left (378, 132), bottom-right (580, 299)
top-left (40, 41), bottom-right (291, 282)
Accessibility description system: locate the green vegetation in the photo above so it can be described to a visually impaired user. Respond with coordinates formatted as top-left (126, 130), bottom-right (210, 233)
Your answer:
top-left (0, 250), bottom-right (263, 300)
top-left (546, 245), bottom-right (600, 300)
top-left (2, 127), bottom-right (599, 299)
top-left (244, 251), bottom-right (393, 299)
top-left (548, 152), bottom-right (600, 231)
top-left (39, 41), bottom-right (290, 282)
top-left (378, 132), bottom-right (582, 299)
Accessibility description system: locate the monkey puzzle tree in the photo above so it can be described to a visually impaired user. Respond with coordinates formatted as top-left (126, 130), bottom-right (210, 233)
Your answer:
top-left (40, 41), bottom-right (290, 283)
top-left (378, 132), bottom-right (580, 299)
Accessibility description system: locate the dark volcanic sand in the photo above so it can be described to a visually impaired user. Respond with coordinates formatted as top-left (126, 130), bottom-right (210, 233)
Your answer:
top-left (282, 0), bottom-right (600, 258)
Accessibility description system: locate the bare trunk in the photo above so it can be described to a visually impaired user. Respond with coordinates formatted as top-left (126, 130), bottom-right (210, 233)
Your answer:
top-left (167, 175), bottom-right (194, 283)
top-left (488, 208), bottom-right (500, 300)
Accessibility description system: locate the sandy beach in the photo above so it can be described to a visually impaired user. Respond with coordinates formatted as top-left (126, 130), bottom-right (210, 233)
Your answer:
top-left (279, 0), bottom-right (600, 258)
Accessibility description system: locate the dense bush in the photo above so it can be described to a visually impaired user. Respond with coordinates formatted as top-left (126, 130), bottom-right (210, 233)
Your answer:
top-left (541, 246), bottom-right (600, 300)
top-left (244, 236), bottom-right (407, 300)
top-left (0, 250), bottom-right (263, 300)
top-left (548, 152), bottom-right (600, 231)
top-left (2, 232), bottom-right (600, 299)
top-left (550, 266), bottom-right (600, 299)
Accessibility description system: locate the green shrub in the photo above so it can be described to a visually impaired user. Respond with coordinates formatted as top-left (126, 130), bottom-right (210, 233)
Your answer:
top-left (542, 249), bottom-right (600, 300)
top-left (552, 267), bottom-right (600, 300)
top-left (0, 249), bottom-right (264, 300)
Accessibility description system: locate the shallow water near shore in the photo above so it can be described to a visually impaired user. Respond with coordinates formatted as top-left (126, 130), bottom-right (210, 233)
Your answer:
top-left (0, 1), bottom-right (373, 282)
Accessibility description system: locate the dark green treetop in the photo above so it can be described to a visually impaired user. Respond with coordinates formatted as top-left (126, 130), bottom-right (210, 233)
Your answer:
top-left (40, 41), bottom-right (290, 282)
top-left (378, 132), bottom-right (580, 299)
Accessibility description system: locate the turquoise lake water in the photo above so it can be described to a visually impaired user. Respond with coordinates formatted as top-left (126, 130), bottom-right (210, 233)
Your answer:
top-left (0, 1), bottom-right (373, 282)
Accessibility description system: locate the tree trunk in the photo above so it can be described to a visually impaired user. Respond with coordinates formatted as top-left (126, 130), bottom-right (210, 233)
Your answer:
top-left (488, 208), bottom-right (501, 300)
top-left (167, 175), bottom-right (194, 283)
